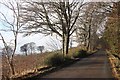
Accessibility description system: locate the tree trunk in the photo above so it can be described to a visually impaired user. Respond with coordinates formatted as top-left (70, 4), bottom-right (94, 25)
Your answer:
top-left (25, 51), bottom-right (27, 56)
top-left (40, 50), bottom-right (43, 54)
top-left (86, 40), bottom-right (90, 51)
top-left (84, 34), bottom-right (87, 50)
top-left (6, 56), bottom-right (15, 76)
top-left (87, 26), bottom-right (91, 51)
top-left (62, 33), bottom-right (70, 57)
top-left (63, 34), bottom-right (69, 56)
top-left (31, 49), bottom-right (32, 54)
top-left (62, 34), bottom-right (65, 57)
top-left (9, 60), bottom-right (15, 75)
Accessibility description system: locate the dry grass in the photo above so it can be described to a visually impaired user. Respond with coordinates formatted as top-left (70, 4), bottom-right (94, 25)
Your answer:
top-left (2, 52), bottom-right (49, 77)
top-left (2, 47), bottom-right (81, 78)
top-left (109, 55), bottom-right (120, 79)
top-left (68, 47), bottom-right (81, 57)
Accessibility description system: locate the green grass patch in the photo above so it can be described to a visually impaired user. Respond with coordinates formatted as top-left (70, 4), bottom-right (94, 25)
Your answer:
top-left (72, 50), bottom-right (88, 58)
top-left (44, 52), bottom-right (74, 67)
top-left (44, 49), bottom-right (90, 67)
top-left (44, 53), bottom-right (64, 66)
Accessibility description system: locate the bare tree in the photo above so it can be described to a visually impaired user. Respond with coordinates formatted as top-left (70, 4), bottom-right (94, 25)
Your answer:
top-left (76, 2), bottom-right (112, 51)
top-left (20, 44), bottom-right (28, 56)
top-left (20, 0), bottom-right (87, 56)
top-left (0, 1), bottom-right (23, 76)
top-left (28, 42), bottom-right (36, 54)
top-left (37, 46), bottom-right (44, 53)
top-left (2, 46), bottom-right (13, 57)
top-left (20, 42), bottom-right (36, 55)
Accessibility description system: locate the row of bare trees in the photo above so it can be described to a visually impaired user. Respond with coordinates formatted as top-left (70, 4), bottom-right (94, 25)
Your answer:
top-left (19, 1), bottom-right (112, 54)
top-left (20, 42), bottom-right (44, 55)
top-left (103, 2), bottom-right (120, 57)
top-left (75, 2), bottom-right (112, 51)
top-left (0, 0), bottom-right (113, 78)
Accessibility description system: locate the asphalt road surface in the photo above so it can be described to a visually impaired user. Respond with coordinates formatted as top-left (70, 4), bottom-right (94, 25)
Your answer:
top-left (41, 50), bottom-right (114, 79)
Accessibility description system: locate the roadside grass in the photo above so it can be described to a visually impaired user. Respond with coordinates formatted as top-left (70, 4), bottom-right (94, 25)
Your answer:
top-left (107, 51), bottom-right (120, 79)
top-left (72, 50), bottom-right (88, 58)
top-left (2, 52), bottom-right (49, 79)
top-left (44, 53), bottom-right (64, 67)
top-left (44, 47), bottom-right (94, 67)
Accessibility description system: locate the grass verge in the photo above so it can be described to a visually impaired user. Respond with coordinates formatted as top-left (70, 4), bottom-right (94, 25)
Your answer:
top-left (108, 55), bottom-right (120, 80)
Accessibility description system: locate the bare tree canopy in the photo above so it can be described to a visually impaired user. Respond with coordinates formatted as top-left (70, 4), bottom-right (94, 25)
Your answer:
top-left (20, 0), bottom-right (87, 55)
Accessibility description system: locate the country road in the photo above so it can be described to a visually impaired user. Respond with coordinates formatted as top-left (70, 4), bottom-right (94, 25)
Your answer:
top-left (26, 50), bottom-right (115, 80)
